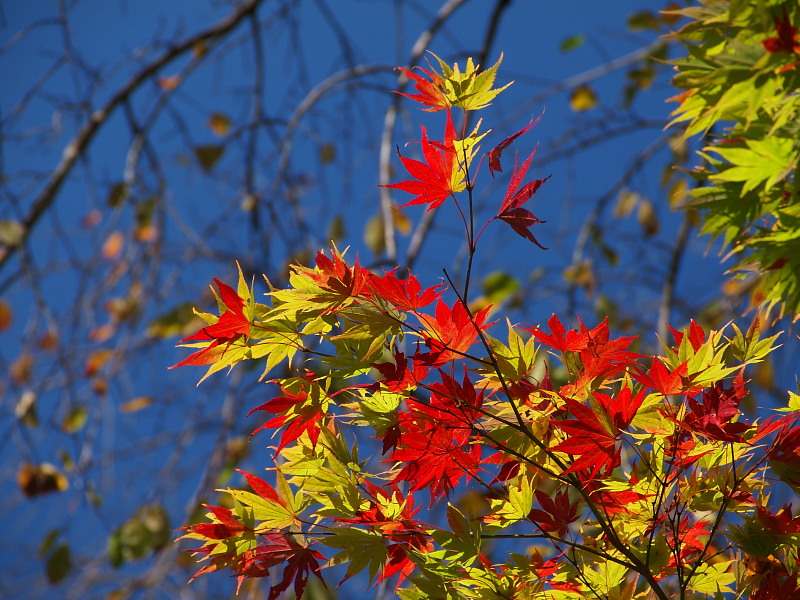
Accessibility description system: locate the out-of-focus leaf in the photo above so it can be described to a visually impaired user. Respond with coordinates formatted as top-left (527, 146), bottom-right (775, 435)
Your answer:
top-left (85, 349), bottom-right (114, 377)
top-left (614, 189), bottom-right (639, 218)
top-left (157, 75), bottom-right (181, 91)
top-left (0, 300), bottom-right (12, 330)
top-left (15, 390), bottom-right (38, 427)
top-left (81, 209), bottom-right (102, 228)
top-left (62, 405), bottom-right (88, 433)
top-left (207, 112), bottom-right (231, 136)
top-left (147, 303), bottom-right (199, 338)
top-left (10, 352), bottom-right (33, 384)
top-left (482, 271), bottom-right (521, 304)
top-left (560, 34), bottom-right (584, 52)
top-left (107, 182), bottom-right (129, 207)
top-left (328, 214), bottom-right (345, 242)
top-left (39, 529), bottom-right (62, 558)
top-left (628, 10), bottom-right (660, 31)
top-left (194, 145), bottom-right (225, 173)
top-left (668, 178), bottom-right (688, 208)
top-left (628, 64), bottom-right (655, 89)
top-left (0, 219), bottom-right (25, 247)
top-left (38, 329), bottom-right (58, 350)
top-left (570, 85), bottom-right (597, 112)
top-left (110, 504), bottom-right (170, 568)
top-left (58, 449), bottom-right (74, 470)
top-left (660, 2), bottom-right (682, 26)
top-left (393, 208), bottom-right (412, 235)
top-left (120, 396), bottom-right (153, 413)
top-left (102, 231), bottom-right (124, 261)
top-left (637, 198), bottom-right (659, 236)
top-left (563, 260), bottom-right (594, 293)
top-left (46, 544), bottom-right (72, 584)
top-left (319, 143), bottom-right (336, 163)
top-left (18, 462), bottom-right (69, 497)
top-left (364, 213), bottom-right (385, 255)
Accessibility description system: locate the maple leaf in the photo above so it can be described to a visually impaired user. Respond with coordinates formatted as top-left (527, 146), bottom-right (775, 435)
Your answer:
top-left (416, 299), bottom-right (491, 365)
top-left (372, 350), bottom-right (429, 393)
top-left (390, 426), bottom-right (481, 503)
top-left (762, 10), bottom-right (800, 54)
top-left (632, 358), bottom-right (689, 397)
top-left (493, 147), bottom-right (550, 248)
top-left (487, 110), bottom-right (544, 177)
top-left (430, 51), bottom-right (512, 111)
top-left (551, 388), bottom-right (644, 477)
top-left (306, 246), bottom-right (368, 301)
top-left (682, 371), bottom-right (751, 442)
top-left (171, 267), bottom-right (259, 384)
top-left (751, 574), bottom-right (800, 600)
top-left (366, 268), bottom-right (443, 311)
top-left (395, 64), bottom-right (449, 111)
top-left (247, 374), bottom-right (333, 452)
top-left (335, 483), bottom-right (430, 586)
top-left (390, 371), bottom-right (484, 503)
top-left (528, 489), bottom-right (579, 537)
top-left (666, 319), bottom-right (706, 352)
top-left (383, 109), bottom-right (463, 212)
top-left (769, 421), bottom-right (800, 493)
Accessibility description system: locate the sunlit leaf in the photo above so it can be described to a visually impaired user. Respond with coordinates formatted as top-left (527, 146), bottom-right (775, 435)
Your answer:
top-left (15, 390), bottom-right (38, 427)
top-left (637, 198), bottom-right (659, 236)
top-left (102, 231), bottom-right (125, 261)
top-left (207, 112), bottom-right (231, 136)
top-left (120, 396), bottom-right (154, 413)
top-left (62, 405), bottom-right (88, 433)
top-left (569, 85), bottom-right (597, 111)
top-left (0, 219), bottom-right (25, 247)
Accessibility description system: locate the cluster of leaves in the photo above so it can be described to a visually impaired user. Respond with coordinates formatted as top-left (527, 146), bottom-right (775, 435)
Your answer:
top-left (667, 0), bottom-right (800, 317)
top-left (175, 54), bottom-right (800, 599)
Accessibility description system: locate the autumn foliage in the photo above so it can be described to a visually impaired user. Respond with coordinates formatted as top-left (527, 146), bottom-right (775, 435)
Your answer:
top-left (175, 50), bottom-right (800, 599)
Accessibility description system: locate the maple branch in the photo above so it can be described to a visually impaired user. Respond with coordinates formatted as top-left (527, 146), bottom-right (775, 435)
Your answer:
top-left (0, 0), bottom-right (266, 272)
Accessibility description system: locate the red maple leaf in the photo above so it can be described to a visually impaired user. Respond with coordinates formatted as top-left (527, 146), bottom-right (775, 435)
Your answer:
top-left (395, 65), bottom-right (449, 111)
top-left (524, 313), bottom-right (592, 354)
top-left (307, 248), bottom-right (369, 303)
top-left (762, 10), bottom-right (800, 54)
top-left (551, 388), bottom-right (644, 477)
top-left (372, 350), bottom-right (429, 394)
top-left (666, 319), bottom-right (705, 352)
top-left (366, 268), bottom-right (443, 311)
top-left (417, 299), bottom-right (491, 365)
top-left (172, 278), bottom-right (250, 368)
top-left (487, 111), bottom-right (544, 177)
top-left (390, 371), bottom-right (484, 502)
top-left (751, 574), bottom-right (800, 600)
top-left (247, 374), bottom-right (329, 452)
top-left (682, 372), bottom-right (751, 442)
top-left (493, 147), bottom-right (549, 248)
top-left (632, 358), bottom-right (689, 397)
top-left (383, 109), bottom-right (460, 212)
top-left (337, 483), bottom-right (430, 586)
top-left (528, 489), bottom-right (580, 537)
